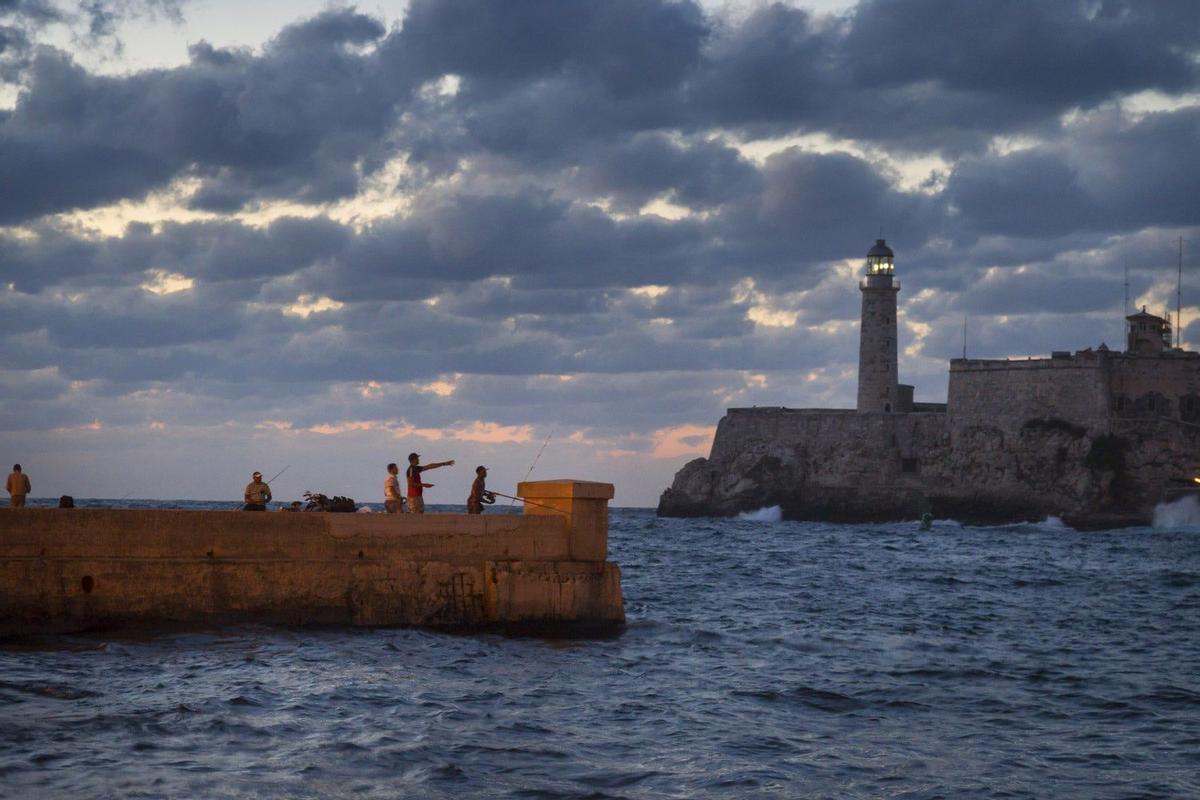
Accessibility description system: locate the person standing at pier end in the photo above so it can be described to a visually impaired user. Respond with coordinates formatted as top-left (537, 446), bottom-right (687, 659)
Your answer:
top-left (243, 471), bottom-right (272, 511)
top-left (406, 453), bottom-right (453, 514)
top-left (6, 464), bottom-right (31, 508)
top-left (383, 463), bottom-right (406, 514)
top-left (467, 466), bottom-right (496, 514)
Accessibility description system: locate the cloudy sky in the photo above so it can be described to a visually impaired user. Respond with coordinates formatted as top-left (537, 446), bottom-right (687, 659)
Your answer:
top-left (1, 0), bottom-right (1197, 506)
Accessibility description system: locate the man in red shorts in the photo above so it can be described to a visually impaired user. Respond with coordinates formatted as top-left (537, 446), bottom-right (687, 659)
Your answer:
top-left (405, 452), bottom-right (454, 513)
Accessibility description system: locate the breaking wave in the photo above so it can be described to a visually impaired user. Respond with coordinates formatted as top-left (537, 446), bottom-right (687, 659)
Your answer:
top-left (1153, 495), bottom-right (1200, 529)
top-left (737, 505), bottom-right (783, 522)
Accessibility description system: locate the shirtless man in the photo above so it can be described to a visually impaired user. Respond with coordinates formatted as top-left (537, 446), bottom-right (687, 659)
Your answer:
top-left (466, 466), bottom-right (496, 514)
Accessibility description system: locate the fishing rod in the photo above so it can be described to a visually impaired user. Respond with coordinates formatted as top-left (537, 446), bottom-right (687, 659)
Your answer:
top-left (489, 491), bottom-right (567, 514)
top-left (511, 430), bottom-right (553, 509)
top-left (264, 465), bottom-right (290, 485)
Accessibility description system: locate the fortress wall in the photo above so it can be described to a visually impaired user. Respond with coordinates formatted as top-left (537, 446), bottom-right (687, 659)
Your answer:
top-left (710, 407), bottom-right (855, 463)
top-left (948, 357), bottom-right (1110, 428)
top-left (713, 407), bottom-right (951, 477)
top-left (0, 480), bottom-right (624, 636)
top-left (663, 407), bottom-right (955, 520)
top-left (662, 400), bottom-right (1123, 523)
top-left (1108, 355), bottom-right (1200, 413)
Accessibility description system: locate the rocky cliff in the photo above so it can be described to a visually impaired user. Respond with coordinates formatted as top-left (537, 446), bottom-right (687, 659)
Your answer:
top-left (657, 407), bottom-right (1200, 528)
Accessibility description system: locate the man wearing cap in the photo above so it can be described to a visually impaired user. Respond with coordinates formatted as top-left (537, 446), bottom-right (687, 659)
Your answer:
top-left (406, 452), bottom-right (454, 514)
top-left (383, 462), bottom-right (406, 514)
top-left (243, 471), bottom-right (272, 511)
top-left (467, 466), bottom-right (496, 515)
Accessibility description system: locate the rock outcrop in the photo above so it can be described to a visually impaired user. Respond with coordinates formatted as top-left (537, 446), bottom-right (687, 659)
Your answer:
top-left (658, 407), bottom-right (1200, 528)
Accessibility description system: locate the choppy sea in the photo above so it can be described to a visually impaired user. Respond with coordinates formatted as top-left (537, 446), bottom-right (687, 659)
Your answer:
top-left (2, 500), bottom-right (1199, 798)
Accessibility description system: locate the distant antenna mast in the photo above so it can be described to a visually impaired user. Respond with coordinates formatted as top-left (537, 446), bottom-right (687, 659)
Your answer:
top-left (1123, 263), bottom-right (1129, 315)
top-left (1177, 236), bottom-right (1184, 349)
top-left (962, 315), bottom-right (967, 359)
top-left (1123, 263), bottom-right (1130, 346)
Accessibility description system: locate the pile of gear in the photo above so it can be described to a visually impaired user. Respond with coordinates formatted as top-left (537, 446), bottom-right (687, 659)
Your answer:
top-left (301, 491), bottom-right (357, 513)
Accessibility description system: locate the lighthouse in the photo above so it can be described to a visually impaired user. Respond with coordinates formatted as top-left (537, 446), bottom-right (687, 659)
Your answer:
top-left (856, 239), bottom-right (900, 413)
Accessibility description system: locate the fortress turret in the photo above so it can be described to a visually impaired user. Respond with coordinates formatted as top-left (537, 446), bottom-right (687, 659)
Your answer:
top-left (857, 239), bottom-right (900, 413)
top-left (1125, 307), bottom-right (1172, 355)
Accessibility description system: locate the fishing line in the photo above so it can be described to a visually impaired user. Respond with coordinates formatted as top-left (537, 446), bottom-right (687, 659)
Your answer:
top-left (511, 431), bottom-right (553, 509)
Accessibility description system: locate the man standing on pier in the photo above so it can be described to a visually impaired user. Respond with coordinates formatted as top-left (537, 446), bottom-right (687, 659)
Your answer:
top-left (243, 471), bottom-right (272, 511)
top-left (467, 466), bottom-right (496, 514)
top-left (406, 452), bottom-right (453, 514)
top-left (6, 464), bottom-right (31, 508)
top-left (383, 462), bottom-right (406, 514)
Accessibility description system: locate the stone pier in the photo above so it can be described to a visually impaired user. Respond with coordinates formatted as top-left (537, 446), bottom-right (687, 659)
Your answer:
top-left (0, 479), bottom-right (624, 637)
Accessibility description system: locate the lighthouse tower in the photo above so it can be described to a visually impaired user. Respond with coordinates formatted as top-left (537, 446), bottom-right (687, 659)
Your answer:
top-left (857, 239), bottom-right (900, 413)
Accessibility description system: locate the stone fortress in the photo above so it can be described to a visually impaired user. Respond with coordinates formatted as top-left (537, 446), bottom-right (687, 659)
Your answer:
top-left (658, 241), bottom-right (1200, 528)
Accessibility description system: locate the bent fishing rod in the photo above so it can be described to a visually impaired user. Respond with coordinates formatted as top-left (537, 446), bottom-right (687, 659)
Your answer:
top-left (488, 491), bottom-right (567, 514)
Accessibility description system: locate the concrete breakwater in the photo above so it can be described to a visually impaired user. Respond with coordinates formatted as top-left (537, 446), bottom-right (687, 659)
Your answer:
top-left (0, 479), bottom-right (624, 637)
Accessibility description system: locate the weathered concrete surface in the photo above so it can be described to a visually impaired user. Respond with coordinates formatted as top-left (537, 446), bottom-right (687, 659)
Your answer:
top-left (0, 479), bottom-right (624, 637)
top-left (517, 479), bottom-right (614, 561)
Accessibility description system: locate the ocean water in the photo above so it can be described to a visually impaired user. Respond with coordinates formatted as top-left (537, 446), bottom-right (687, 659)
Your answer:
top-left (2, 503), bottom-right (1199, 798)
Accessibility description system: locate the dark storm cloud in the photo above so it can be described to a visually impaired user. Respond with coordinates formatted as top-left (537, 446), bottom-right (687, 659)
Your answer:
top-left (0, 8), bottom-right (397, 222)
top-left (569, 134), bottom-right (760, 212)
top-left (711, 147), bottom-right (943, 275)
top-left (842, 0), bottom-right (1198, 115)
top-left (3, 1), bottom-right (1195, 225)
top-left (295, 190), bottom-right (715, 298)
top-left (387, 0), bottom-right (706, 90)
top-left (686, 0), bottom-right (1200, 150)
top-left (0, 215), bottom-right (350, 291)
top-left (947, 108), bottom-right (1200, 238)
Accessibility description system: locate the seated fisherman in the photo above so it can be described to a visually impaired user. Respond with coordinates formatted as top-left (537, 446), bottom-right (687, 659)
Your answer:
top-left (243, 471), bottom-right (272, 511)
top-left (467, 466), bottom-right (497, 515)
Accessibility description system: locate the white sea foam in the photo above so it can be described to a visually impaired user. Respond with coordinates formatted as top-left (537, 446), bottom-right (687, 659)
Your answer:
top-left (356, 505), bottom-right (374, 513)
top-left (1040, 515), bottom-right (1070, 529)
top-left (1153, 495), bottom-right (1200, 529)
top-left (737, 505), bottom-right (782, 522)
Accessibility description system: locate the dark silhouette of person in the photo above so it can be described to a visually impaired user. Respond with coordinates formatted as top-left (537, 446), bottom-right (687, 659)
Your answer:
top-left (6, 464), bottom-right (31, 508)
top-left (467, 466), bottom-right (496, 515)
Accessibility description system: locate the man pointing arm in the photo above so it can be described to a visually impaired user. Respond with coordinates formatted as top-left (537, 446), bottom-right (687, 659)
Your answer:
top-left (405, 452), bottom-right (454, 514)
